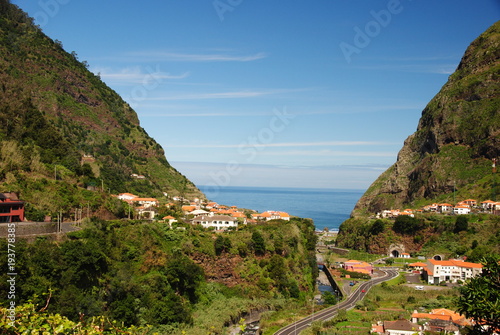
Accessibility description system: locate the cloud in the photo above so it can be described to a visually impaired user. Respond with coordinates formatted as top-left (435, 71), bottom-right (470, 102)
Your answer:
top-left (93, 66), bottom-right (190, 85)
top-left (169, 161), bottom-right (389, 190)
top-left (166, 141), bottom-right (395, 148)
top-left (146, 88), bottom-right (307, 101)
top-left (257, 150), bottom-right (396, 157)
top-left (127, 51), bottom-right (267, 62)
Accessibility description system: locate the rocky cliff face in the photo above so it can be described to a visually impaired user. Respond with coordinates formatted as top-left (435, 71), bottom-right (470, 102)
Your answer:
top-left (353, 21), bottom-right (500, 215)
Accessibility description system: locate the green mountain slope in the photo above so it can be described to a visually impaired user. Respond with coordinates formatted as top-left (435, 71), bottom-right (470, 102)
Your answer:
top-left (352, 20), bottom-right (500, 216)
top-left (0, 1), bottom-right (203, 218)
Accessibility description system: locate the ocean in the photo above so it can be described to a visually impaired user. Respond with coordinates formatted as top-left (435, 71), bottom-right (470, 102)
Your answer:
top-left (198, 186), bottom-right (365, 231)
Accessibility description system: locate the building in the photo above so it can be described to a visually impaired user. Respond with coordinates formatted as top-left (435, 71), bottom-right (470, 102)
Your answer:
top-left (408, 262), bottom-right (427, 272)
top-left (251, 210), bottom-right (291, 221)
top-left (438, 203), bottom-right (453, 213)
top-left (192, 215), bottom-right (237, 231)
top-left (162, 215), bottom-right (178, 226)
top-left (117, 193), bottom-right (139, 202)
top-left (481, 200), bottom-right (496, 211)
top-left (372, 319), bottom-right (422, 335)
top-left (411, 308), bottom-right (469, 334)
top-left (0, 193), bottom-right (25, 223)
top-left (462, 199), bottom-right (477, 207)
top-left (453, 205), bottom-right (470, 215)
top-left (424, 259), bottom-right (482, 285)
top-left (344, 260), bottom-right (373, 275)
top-left (131, 197), bottom-right (159, 208)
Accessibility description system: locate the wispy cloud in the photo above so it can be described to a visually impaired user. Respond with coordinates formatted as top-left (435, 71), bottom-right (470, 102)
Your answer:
top-left (257, 150), bottom-right (396, 157)
top-left (147, 88), bottom-right (307, 101)
top-left (167, 141), bottom-right (394, 148)
top-left (128, 51), bottom-right (267, 62)
top-left (93, 66), bottom-right (190, 85)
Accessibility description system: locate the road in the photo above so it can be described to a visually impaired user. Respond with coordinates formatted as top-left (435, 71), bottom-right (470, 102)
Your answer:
top-left (274, 268), bottom-right (399, 335)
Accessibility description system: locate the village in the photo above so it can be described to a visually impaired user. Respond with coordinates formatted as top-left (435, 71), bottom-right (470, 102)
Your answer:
top-left (113, 192), bottom-right (291, 229)
top-left (321, 254), bottom-right (485, 335)
top-left (378, 198), bottom-right (500, 218)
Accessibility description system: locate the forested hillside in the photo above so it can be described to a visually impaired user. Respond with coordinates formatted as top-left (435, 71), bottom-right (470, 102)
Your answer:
top-left (0, 0), bottom-right (202, 220)
top-left (0, 218), bottom-right (318, 334)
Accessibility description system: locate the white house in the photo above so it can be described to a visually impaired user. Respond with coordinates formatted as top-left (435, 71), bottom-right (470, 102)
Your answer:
top-left (453, 205), bottom-right (470, 215)
top-left (192, 215), bottom-right (237, 230)
top-left (481, 200), bottom-right (496, 211)
top-left (162, 215), bottom-right (178, 226)
top-left (189, 209), bottom-right (210, 216)
top-left (438, 203), bottom-right (453, 213)
top-left (131, 197), bottom-right (159, 208)
top-left (117, 193), bottom-right (139, 202)
top-left (425, 259), bottom-right (482, 285)
top-left (251, 211), bottom-right (291, 221)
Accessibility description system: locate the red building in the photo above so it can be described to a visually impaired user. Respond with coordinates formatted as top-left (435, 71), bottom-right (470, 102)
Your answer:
top-left (0, 193), bottom-right (25, 223)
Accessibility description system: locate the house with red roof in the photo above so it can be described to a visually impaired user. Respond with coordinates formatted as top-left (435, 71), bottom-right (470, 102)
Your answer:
top-left (192, 215), bottom-right (237, 231)
top-left (481, 200), bottom-right (496, 211)
top-left (344, 260), bottom-right (373, 275)
top-left (424, 259), bottom-right (482, 285)
top-left (371, 319), bottom-right (422, 335)
top-left (251, 210), bottom-right (290, 221)
top-left (408, 262), bottom-right (427, 272)
top-left (438, 203), bottom-right (453, 213)
top-left (117, 193), bottom-right (139, 202)
top-left (453, 205), bottom-right (470, 215)
top-left (0, 193), bottom-right (25, 223)
top-left (462, 199), bottom-right (477, 207)
top-left (411, 308), bottom-right (469, 334)
top-left (162, 215), bottom-right (178, 226)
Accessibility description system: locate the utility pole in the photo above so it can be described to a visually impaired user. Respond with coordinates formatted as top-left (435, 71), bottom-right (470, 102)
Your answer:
top-left (453, 180), bottom-right (456, 205)
top-left (493, 158), bottom-right (497, 202)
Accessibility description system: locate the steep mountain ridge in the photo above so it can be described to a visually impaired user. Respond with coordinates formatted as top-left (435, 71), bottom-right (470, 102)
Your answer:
top-left (0, 1), bottom-right (203, 217)
top-left (353, 21), bottom-right (500, 215)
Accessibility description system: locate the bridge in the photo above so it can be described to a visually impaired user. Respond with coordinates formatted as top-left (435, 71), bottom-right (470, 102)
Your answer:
top-left (274, 267), bottom-right (399, 335)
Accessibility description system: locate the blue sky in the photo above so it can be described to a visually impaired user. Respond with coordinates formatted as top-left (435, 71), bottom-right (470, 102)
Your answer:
top-left (13, 0), bottom-right (500, 190)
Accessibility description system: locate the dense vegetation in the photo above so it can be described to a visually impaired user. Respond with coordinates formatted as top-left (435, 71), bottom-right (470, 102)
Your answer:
top-left (0, 218), bottom-right (318, 334)
top-left (457, 256), bottom-right (500, 335)
top-left (0, 0), bottom-right (202, 219)
top-left (337, 213), bottom-right (500, 259)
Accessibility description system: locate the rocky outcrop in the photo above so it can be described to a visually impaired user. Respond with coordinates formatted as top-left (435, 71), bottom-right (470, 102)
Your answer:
top-left (353, 21), bottom-right (500, 215)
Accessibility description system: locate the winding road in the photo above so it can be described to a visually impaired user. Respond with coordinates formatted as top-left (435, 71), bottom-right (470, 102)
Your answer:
top-left (274, 267), bottom-right (399, 335)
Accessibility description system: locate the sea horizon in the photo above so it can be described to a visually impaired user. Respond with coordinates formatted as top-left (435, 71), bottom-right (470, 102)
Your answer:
top-left (198, 185), bottom-right (366, 231)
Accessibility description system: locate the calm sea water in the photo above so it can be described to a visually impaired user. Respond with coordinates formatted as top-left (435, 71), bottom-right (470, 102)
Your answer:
top-left (198, 186), bottom-right (365, 231)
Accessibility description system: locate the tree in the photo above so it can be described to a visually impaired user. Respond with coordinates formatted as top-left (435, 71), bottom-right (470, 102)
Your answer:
top-left (214, 235), bottom-right (231, 255)
top-left (322, 291), bottom-right (337, 305)
top-left (456, 256), bottom-right (500, 334)
top-left (251, 231), bottom-right (266, 255)
top-left (370, 219), bottom-right (385, 235)
top-left (392, 215), bottom-right (422, 235)
top-left (454, 215), bottom-right (469, 233)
